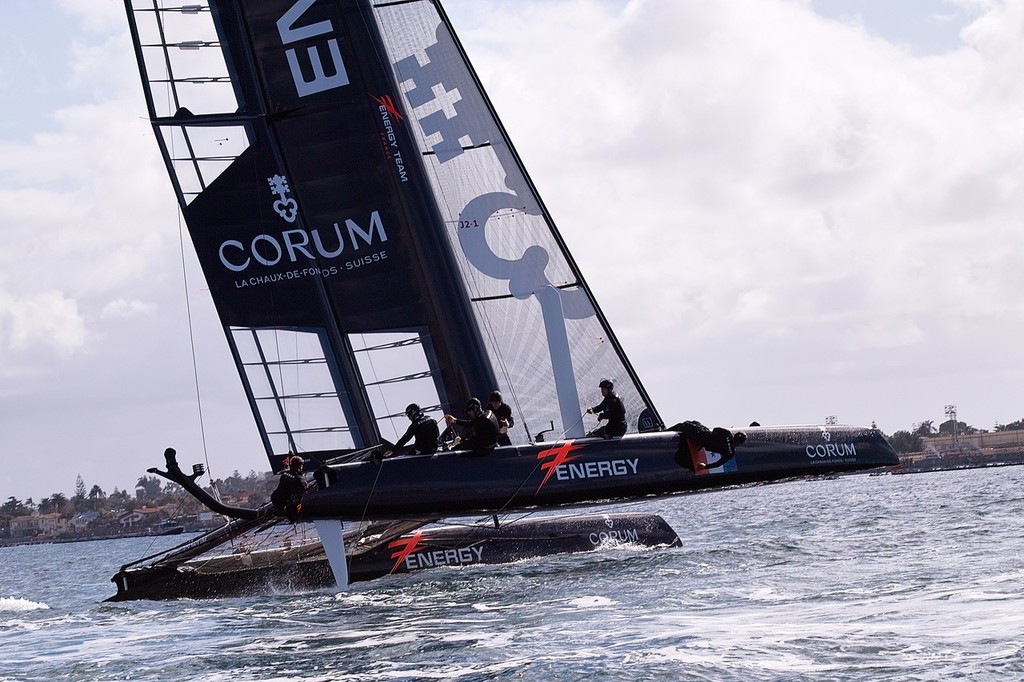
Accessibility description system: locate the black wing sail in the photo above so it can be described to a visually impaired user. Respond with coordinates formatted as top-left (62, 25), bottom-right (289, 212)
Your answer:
top-left (126, 0), bottom-right (663, 470)
top-left (127, 0), bottom-right (509, 467)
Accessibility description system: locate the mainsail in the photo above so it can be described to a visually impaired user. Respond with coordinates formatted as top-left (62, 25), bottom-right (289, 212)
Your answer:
top-left (125, 0), bottom-right (661, 469)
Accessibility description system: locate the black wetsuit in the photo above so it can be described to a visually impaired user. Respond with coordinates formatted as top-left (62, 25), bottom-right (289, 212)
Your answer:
top-left (453, 412), bottom-right (499, 452)
top-left (589, 392), bottom-right (627, 438)
top-left (271, 471), bottom-right (307, 512)
top-left (671, 420), bottom-right (745, 472)
top-left (491, 401), bottom-right (515, 446)
top-left (393, 413), bottom-right (440, 455)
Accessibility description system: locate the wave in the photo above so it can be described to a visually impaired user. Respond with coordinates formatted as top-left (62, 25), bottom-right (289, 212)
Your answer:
top-left (0, 596), bottom-right (49, 612)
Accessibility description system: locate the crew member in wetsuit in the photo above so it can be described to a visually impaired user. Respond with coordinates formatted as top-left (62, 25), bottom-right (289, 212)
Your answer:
top-left (384, 403), bottom-right (440, 458)
top-left (488, 390), bottom-right (515, 446)
top-left (586, 378), bottom-right (627, 438)
top-left (443, 398), bottom-right (499, 453)
top-left (675, 420), bottom-right (747, 470)
top-left (271, 455), bottom-right (307, 514)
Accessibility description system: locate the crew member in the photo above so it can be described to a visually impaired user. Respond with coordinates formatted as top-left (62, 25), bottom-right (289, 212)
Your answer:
top-left (586, 378), bottom-right (627, 438)
top-left (674, 420), bottom-right (747, 471)
top-left (271, 455), bottom-right (307, 514)
top-left (444, 398), bottom-right (499, 453)
top-left (384, 403), bottom-right (440, 458)
top-left (488, 390), bottom-right (515, 446)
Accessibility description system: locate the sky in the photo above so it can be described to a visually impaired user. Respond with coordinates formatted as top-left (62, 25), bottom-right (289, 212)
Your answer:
top-left (2, 0), bottom-right (1022, 503)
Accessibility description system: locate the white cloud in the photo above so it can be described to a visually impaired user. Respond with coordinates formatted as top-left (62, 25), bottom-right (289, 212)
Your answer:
top-left (0, 288), bottom-right (88, 357)
top-left (57, 0), bottom-right (127, 34)
top-left (101, 298), bottom-right (157, 319)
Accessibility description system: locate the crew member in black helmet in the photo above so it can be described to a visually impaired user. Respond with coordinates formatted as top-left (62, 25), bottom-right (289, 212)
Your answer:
top-left (271, 455), bottom-right (308, 514)
top-left (488, 390), bottom-right (515, 446)
top-left (384, 403), bottom-right (440, 458)
top-left (444, 398), bottom-right (499, 452)
top-left (586, 378), bottom-right (627, 438)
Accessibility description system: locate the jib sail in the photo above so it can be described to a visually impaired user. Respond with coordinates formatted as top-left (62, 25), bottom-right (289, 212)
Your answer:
top-left (124, 0), bottom-right (661, 469)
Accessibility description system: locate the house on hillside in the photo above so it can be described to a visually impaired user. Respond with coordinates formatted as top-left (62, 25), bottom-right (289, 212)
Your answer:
top-left (118, 507), bottom-right (163, 530)
top-left (10, 515), bottom-right (38, 538)
top-left (38, 513), bottom-right (68, 538)
top-left (70, 511), bottom-right (100, 532)
top-left (10, 513), bottom-right (67, 539)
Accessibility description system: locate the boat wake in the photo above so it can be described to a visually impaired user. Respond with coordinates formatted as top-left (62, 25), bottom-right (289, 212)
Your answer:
top-left (0, 596), bottom-right (49, 613)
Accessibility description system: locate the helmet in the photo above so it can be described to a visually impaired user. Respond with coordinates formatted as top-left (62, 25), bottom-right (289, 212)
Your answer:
top-left (599, 378), bottom-right (613, 390)
top-left (405, 403), bottom-right (420, 418)
top-left (466, 398), bottom-right (482, 411)
top-left (489, 391), bottom-right (502, 403)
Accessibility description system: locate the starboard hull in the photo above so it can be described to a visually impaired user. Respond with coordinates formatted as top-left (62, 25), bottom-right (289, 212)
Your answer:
top-left (108, 512), bottom-right (680, 601)
top-left (299, 426), bottom-right (900, 521)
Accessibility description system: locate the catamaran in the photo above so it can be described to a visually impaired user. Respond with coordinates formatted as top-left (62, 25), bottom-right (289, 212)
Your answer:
top-left (111, 0), bottom-right (899, 600)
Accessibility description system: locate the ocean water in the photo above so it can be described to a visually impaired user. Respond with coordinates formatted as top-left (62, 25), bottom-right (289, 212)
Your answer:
top-left (2, 467), bottom-right (1023, 681)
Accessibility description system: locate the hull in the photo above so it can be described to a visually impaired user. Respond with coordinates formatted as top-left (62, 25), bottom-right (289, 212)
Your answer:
top-left (108, 513), bottom-right (679, 601)
top-left (300, 426), bottom-right (900, 521)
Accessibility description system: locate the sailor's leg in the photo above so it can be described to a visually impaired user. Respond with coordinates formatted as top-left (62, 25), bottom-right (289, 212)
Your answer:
top-left (313, 519), bottom-right (350, 590)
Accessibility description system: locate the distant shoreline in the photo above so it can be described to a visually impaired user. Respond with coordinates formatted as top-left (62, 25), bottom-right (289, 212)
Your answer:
top-left (893, 459), bottom-right (1024, 475)
top-left (0, 529), bottom-right (202, 550)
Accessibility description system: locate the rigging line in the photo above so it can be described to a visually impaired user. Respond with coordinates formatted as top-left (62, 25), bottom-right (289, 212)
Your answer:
top-left (467, 508), bottom-right (537, 528)
top-left (560, 412), bottom-right (589, 441)
top-left (131, 488), bottom-right (192, 562)
top-left (469, 273), bottom-right (532, 442)
top-left (372, 11), bottom-right (516, 425)
top-left (352, 456), bottom-right (387, 572)
top-left (190, 517), bottom-right (298, 571)
top-left (440, 214), bottom-right (526, 436)
top-left (153, 0), bottom-right (221, 492)
top-left (236, 522), bottom-right (293, 555)
top-left (166, 100), bottom-right (216, 491)
top-left (486, 412), bottom-right (588, 519)
top-left (243, 150), bottom-right (298, 457)
top-left (446, 233), bottom-right (540, 446)
top-left (487, 454), bottom-right (550, 520)
top-left (368, 7), bottom-right (525, 436)
top-left (244, 147), bottom-right (295, 459)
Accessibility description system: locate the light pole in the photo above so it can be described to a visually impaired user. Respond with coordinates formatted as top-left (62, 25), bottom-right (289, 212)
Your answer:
top-left (944, 404), bottom-right (958, 449)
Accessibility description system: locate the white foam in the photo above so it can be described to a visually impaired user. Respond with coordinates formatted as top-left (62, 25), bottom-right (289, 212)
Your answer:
top-left (0, 596), bottom-right (49, 612)
top-left (567, 595), bottom-right (616, 608)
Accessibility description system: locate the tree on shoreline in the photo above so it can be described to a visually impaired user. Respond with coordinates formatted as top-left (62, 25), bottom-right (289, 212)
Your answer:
top-left (888, 431), bottom-right (922, 454)
top-left (2, 469), bottom-right (279, 537)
